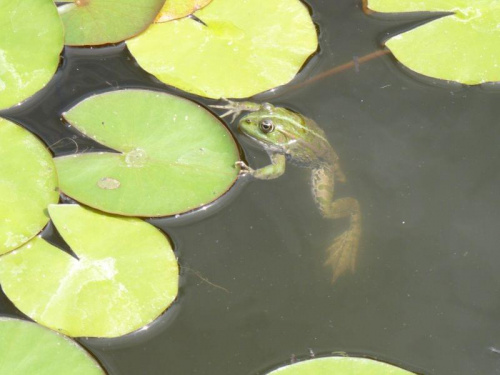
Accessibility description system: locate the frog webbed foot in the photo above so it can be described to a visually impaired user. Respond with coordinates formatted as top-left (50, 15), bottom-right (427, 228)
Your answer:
top-left (324, 229), bottom-right (359, 283)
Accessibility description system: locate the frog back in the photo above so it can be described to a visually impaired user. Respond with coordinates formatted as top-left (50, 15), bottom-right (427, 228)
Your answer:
top-left (285, 115), bottom-right (335, 168)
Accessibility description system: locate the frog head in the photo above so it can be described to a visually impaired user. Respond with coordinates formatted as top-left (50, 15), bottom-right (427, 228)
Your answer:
top-left (238, 103), bottom-right (304, 151)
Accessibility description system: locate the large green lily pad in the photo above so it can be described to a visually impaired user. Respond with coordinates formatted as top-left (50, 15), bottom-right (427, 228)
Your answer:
top-left (0, 317), bottom-right (105, 375)
top-left (127, 0), bottom-right (318, 98)
top-left (0, 0), bottom-right (63, 110)
top-left (368, 0), bottom-right (500, 84)
top-left (0, 118), bottom-right (59, 256)
top-left (267, 357), bottom-right (416, 375)
top-left (58, 0), bottom-right (166, 46)
top-left (156, 0), bottom-right (212, 22)
top-left (54, 89), bottom-right (239, 217)
top-left (0, 204), bottom-right (178, 338)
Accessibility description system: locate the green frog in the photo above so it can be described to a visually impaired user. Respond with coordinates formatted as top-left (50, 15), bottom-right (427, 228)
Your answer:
top-left (211, 99), bottom-right (361, 282)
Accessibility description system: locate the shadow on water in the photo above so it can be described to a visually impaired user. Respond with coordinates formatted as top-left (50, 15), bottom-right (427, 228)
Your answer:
top-left (2, 1), bottom-right (500, 374)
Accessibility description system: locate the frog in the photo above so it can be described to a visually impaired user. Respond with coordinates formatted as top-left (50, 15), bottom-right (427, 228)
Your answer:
top-left (211, 99), bottom-right (361, 282)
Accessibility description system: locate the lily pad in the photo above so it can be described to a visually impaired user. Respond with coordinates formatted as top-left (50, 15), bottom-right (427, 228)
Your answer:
top-left (58, 0), bottom-right (166, 46)
top-left (267, 357), bottom-right (416, 375)
top-left (54, 89), bottom-right (239, 217)
top-left (156, 0), bottom-right (212, 22)
top-left (0, 204), bottom-right (178, 338)
top-left (0, 118), bottom-right (59, 256)
top-left (0, 0), bottom-right (63, 109)
top-left (127, 0), bottom-right (318, 98)
top-left (0, 318), bottom-right (105, 375)
top-left (367, 0), bottom-right (500, 84)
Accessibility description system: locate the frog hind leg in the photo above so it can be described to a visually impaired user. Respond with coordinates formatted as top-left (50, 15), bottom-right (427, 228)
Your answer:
top-left (311, 166), bottom-right (361, 283)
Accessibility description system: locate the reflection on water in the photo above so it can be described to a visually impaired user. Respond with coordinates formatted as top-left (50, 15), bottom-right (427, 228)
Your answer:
top-left (2, 0), bottom-right (500, 374)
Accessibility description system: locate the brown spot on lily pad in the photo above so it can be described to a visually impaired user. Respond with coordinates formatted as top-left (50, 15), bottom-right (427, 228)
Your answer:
top-left (97, 177), bottom-right (120, 190)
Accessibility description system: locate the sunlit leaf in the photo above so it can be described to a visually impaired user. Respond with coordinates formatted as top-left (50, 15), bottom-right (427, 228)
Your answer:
top-left (0, 118), bottom-right (59, 256)
top-left (368, 0), bottom-right (500, 84)
top-left (267, 357), bottom-right (416, 375)
top-left (54, 89), bottom-right (239, 217)
top-left (0, 318), bottom-right (105, 375)
top-left (127, 0), bottom-right (318, 98)
top-left (156, 0), bottom-right (212, 22)
top-left (58, 0), bottom-right (166, 46)
top-left (0, 0), bottom-right (63, 110)
top-left (0, 204), bottom-right (178, 338)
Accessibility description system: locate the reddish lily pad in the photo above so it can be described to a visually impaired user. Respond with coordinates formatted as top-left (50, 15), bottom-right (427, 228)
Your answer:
top-left (0, 204), bottom-right (179, 338)
top-left (127, 0), bottom-right (318, 98)
top-left (54, 89), bottom-right (239, 217)
top-left (267, 357), bottom-right (416, 375)
top-left (0, 0), bottom-right (63, 109)
top-left (58, 0), bottom-right (166, 46)
top-left (156, 0), bottom-right (212, 22)
top-left (0, 118), bottom-right (59, 256)
top-left (0, 318), bottom-right (105, 374)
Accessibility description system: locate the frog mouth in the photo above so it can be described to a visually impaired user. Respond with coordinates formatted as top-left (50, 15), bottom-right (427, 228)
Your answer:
top-left (237, 128), bottom-right (284, 153)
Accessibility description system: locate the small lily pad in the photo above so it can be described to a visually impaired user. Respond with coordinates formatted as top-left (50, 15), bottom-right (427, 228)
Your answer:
top-left (0, 204), bottom-right (179, 338)
top-left (0, 0), bottom-right (63, 109)
top-left (127, 0), bottom-right (318, 98)
top-left (267, 357), bottom-right (416, 375)
top-left (367, 0), bottom-right (500, 84)
top-left (58, 0), bottom-right (166, 46)
top-left (0, 118), bottom-right (59, 255)
top-left (54, 89), bottom-right (239, 217)
top-left (156, 0), bottom-right (212, 22)
top-left (0, 318), bottom-right (105, 375)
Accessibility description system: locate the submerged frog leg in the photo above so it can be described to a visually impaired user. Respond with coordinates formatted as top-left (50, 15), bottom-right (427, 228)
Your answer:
top-left (248, 153), bottom-right (286, 180)
top-left (210, 99), bottom-right (265, 122)
top-left (329, 149), bottom-right (346, 183)
top-left (311, 165), bottom-right (361, 282)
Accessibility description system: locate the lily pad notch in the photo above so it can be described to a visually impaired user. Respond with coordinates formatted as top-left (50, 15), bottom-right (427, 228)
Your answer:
top-left (367, 0), bottom-right (500, 84)
top-left (54, 89), bottom-right (240, 217)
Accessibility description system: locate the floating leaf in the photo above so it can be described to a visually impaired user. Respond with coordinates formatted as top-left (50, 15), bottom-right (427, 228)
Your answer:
top-left (58, 0), bottom-right (166, 46)
top-left (156, 0), bottom-right (212, 22)
top-left (267, 357), bottom-right (416, 375)
top-left (0, 118), bottom-right (59, 256)
top-left (127, 0), bottom-right (318, 98)
top-left (367, 0), bottom-right (500, 84)
top-left (54, 89), bottom-right (239, 217)
top-left (0, 204), bottom-right (178, 338)
top-left (0, 318), bottom-right (105, 375)
top-left (0, 0), bottom-right (63, 109)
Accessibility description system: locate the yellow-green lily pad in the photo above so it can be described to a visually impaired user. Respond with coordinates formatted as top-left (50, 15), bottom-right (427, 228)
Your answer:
top-left (156, 0), bottom-right (212, 22)
top-left (0, 318), bottom-right (105, 375)
top-left (127, 0), bottom-right (318, 98)
top-left (0, 204), bottom-right (178, 338)
top-left (367, 0), bottom-right (500, 84)
top-left (54, 89), bottom-right (239, 217)
top-left (267, 357), bottom-right (416, 375)
top-left (0, 0), bottom-right (63, 109)
top-left (0, 118), bottom-right (59, 256)
top-left (58, 0), bottom-right (166, 46)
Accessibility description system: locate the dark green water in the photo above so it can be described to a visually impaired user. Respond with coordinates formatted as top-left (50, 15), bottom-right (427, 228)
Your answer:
top-left (2, 1), bottom-right (500, 374)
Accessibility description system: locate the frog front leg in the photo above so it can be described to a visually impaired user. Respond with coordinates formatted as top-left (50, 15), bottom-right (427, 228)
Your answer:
top-left (311, 165), bottom-right (361, 282)
top-left (237, 153), bottom-right (286, 180)
top-left (210, 99), bottom-right (272, 122)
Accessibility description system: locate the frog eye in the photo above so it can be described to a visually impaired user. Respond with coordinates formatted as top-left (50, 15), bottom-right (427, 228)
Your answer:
top-left (259, 118), bottom-right (274, 133)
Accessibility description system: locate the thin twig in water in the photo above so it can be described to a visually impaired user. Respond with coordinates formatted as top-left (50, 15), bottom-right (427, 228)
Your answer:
top-left (281, 49), bottom-right (391, 95)
top-left (184, 266), bottom-right (231, 293)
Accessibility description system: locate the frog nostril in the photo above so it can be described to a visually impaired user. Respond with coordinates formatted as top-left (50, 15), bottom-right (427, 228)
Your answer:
top-left (245, 119), bottom-right (251, 124)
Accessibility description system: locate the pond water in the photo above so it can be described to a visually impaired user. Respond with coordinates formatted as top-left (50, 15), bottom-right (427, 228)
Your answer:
top-left (2, 1), bottom-right (500, 374)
